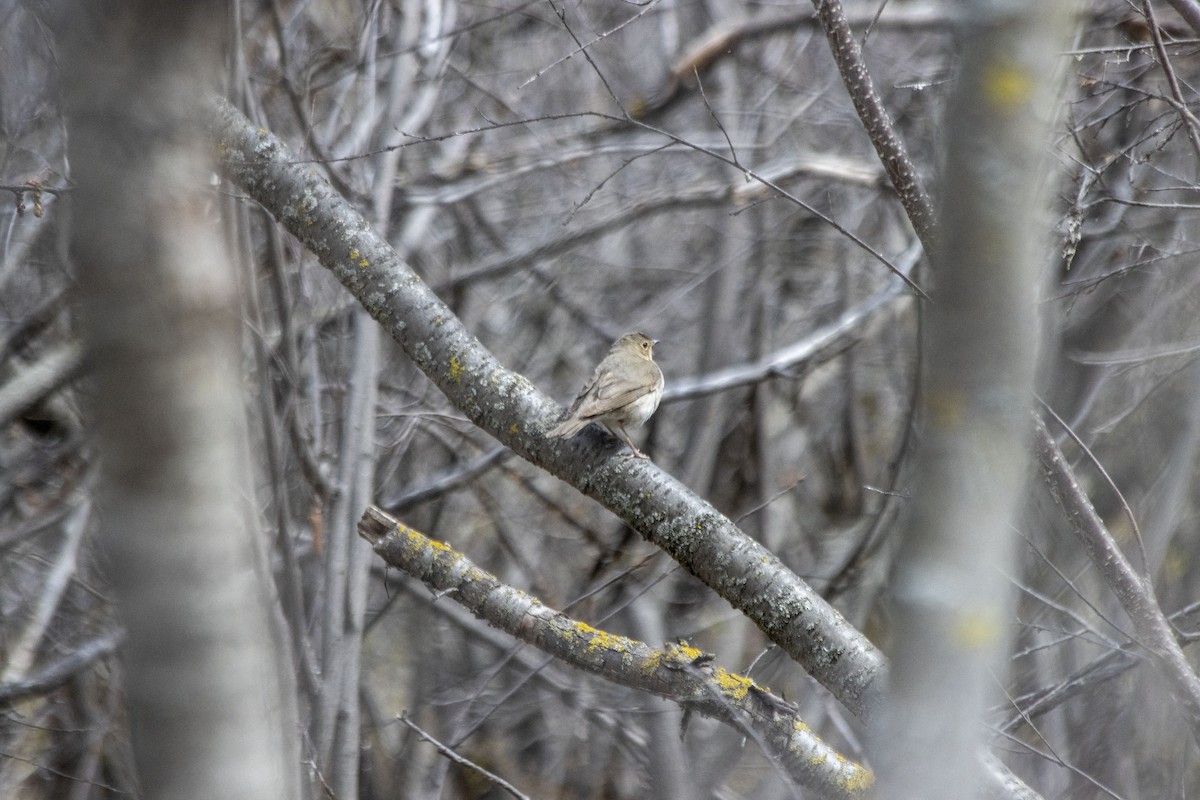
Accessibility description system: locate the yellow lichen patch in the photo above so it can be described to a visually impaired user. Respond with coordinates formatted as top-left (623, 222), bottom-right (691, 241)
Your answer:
top-left (509, 423), bottom-right (519, 435)
top-left (713, 668), bottom-right (754, 701)
top-left (807, 752), bottom-right (875, 794)
top-left (399, 523), bottom-right (453, 553)
top-left (984, 61), bottom-right (1033, 111)
top-left (671, 642), bottom-right (704, 662)
top-left (349, 248), bottom-right (368, 269)
top-left (448, 356), bottom-right (464, 384)
top-left (580, 624), bottom-right (629, 655)
top-left (841, 763), bottom-right (876, 794)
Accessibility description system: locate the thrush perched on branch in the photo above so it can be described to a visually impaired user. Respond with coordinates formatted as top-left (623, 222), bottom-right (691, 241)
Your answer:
top-left (548, 332), bottom-right (664, 459)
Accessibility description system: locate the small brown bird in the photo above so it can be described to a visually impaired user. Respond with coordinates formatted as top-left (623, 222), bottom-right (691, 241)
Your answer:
top-left (548, 332), bottom-right (664, 459)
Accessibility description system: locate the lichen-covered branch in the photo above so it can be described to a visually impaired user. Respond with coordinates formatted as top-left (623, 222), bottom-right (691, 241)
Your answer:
top-left (358, 506), bottom-right (875, 798)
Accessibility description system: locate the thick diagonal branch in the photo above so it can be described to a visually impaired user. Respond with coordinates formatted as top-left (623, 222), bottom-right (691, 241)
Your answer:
top-left (215, 100), bottom-right (888, 722)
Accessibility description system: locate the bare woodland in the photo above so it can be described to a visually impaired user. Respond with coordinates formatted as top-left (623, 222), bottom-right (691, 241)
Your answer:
top-left (3, 1), bottom-right (1200, 798)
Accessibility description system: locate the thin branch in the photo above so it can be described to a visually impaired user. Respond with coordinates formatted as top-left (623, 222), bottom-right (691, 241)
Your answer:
top-left (809, 0), bottom-right (938, 253)
top-left (998, 602), bottom-right (1200, 732)
top-left (1164, 0), bottom-right (1200, 38)
top-left (623, 115), bottom-right (928, 296)
top-left (565, 143), bottom-right (673, 223)
top-left (1034, 415), bottom-right (1200, 746)
top-left (0, 499), bottom-right (91, 684)
top-left (0, 630), bottom-right (124, 703)
top-left (441, 160), bottom-right (914, 296)
top-left (0, 341), bottom-right (85, 426)
top-left (544, 0), bottom-right (626, 114)
top-left (694, 68), bottom-right (740, 170)
top-left (381, 445), bottom-right (511, 511)
top-left (520, 0), bottom-right (661, 91)
top-left (399, 712), bottom-right (533, 800)
top-left (665, 246), bottom-right (915, 402)
top-left (1038, 398), bottom-right (1148, 578)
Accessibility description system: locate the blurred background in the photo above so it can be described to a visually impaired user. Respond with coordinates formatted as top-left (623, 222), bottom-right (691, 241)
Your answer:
top-left (2, 0), bottom-right (1199, 797)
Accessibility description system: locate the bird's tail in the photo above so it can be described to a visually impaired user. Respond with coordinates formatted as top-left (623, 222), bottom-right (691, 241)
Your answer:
top-left (547, 418), bottom-right (589, 438)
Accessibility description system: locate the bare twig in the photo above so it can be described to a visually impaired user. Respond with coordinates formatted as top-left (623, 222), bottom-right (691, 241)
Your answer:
top-left (998, 596), bottom-right (1200, 734)
top-left (544, 0), bottom-right (626, 113)
top-left (1141, 0), bottom-right (1200, 164)
top-left (694, 68), bottom-right (740, 170)
top-left (399, 713), bottom-right (533, 800)
top-left (520, 0), bottom-right (661, 91)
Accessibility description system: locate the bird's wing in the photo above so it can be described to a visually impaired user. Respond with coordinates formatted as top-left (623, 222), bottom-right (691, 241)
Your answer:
top-left (573, 368), bottom-right (649, 419)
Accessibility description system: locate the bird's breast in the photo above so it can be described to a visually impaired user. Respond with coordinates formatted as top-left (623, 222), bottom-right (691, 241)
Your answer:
top-left (617, 383), bottom-right (663, 428)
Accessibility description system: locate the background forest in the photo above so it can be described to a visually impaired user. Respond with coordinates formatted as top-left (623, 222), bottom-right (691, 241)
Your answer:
top-left (3, 0), bottom-right (1200, 798)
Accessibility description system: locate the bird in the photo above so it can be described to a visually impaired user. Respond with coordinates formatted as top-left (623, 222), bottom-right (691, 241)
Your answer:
top-left (547, 332), bottom-right (664, 459)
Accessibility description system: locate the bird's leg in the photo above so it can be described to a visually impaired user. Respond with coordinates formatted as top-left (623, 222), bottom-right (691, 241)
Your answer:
top-left (602, 422), bottom-right (648, 459)
top-left (617, 423), bottom-right (649, 460)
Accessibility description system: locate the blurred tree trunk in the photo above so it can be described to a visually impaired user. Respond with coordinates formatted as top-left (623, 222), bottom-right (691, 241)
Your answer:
top-left (874, 3), bottom-right (1075, 798)
top-left (62, 4), bottom-right (299, 799)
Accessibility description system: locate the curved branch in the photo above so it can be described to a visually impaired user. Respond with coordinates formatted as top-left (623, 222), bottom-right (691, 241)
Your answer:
top-left (358, 506), bottom-right (875, 798)
top-left (665, 244), bottom-right (918, 403)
